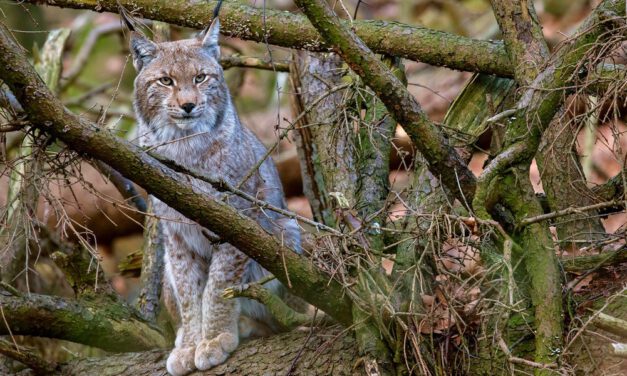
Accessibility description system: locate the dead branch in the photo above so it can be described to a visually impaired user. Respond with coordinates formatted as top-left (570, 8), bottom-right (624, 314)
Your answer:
top-left (592, 312), bottom-right (627, 338)
top-left (562, 247), bottom-right (627, 272)
top-left (0, 339), bottom-right (58, 375)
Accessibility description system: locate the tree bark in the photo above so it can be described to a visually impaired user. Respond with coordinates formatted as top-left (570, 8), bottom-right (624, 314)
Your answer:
top-left (0, 292), bottom-right (167, 352)
top-left (26, 0), bottom-right (513, 77)
top-left (32, 328), bottom-right (359, 376)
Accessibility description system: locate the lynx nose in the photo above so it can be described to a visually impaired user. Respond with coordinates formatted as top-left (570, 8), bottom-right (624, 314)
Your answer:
top-left (181, 103), bottom-right (196, 114)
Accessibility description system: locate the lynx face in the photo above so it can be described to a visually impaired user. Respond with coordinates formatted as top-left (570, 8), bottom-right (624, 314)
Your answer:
top-left (131, 21), bottom-right (227, 134)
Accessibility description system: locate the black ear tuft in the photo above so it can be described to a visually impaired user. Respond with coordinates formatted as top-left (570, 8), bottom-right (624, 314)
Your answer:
top-left (117, 0), bottom-right (137, 32)
top-left (198, 0), bottom-right (223, 58)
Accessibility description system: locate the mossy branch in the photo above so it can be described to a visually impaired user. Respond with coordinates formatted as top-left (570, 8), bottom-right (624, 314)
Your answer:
top-left (223, 282), bottom-right (316, 330)
top-left (26, 0), bottom-right (513, 77)
top-left (592, 312), bottom-right (627, 338)
top-left (293, 0), bottom-right (476, 203)
top-left (0, 291), bottom-right (167, 352)
top-left (562, 247), bottom-right (627, 273)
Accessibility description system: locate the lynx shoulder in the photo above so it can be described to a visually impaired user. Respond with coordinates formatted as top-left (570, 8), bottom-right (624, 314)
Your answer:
top-left (130, 19), bottom-right (300, 376)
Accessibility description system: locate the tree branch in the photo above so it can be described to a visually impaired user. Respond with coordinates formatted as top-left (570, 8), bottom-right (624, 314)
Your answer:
top-left (26, 0), bottom-right (513, 77)
top-left (0, 339), bottom-right (58, 375)
top-left (0, 291), bottom-right (167, 352)
top-left (293, 0), bottom-right (476, 203)
top-left (0, 22), bottom-right (353, 327)
top-left (562, 247), bottom-right (627, 273)
top-left (50, 328), bottom-right (358, 375)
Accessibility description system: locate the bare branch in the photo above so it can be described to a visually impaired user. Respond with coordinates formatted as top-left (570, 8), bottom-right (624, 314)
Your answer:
top-left (0, 338), bottom-right (58, 375)
top-left (519, 200), bottom-right (626, 227)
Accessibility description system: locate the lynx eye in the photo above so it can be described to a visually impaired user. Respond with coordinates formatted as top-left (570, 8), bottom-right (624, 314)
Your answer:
top-left (194, 74), bottom-right (207, 84)
top-left (158, 77), bottom-right (173, 86)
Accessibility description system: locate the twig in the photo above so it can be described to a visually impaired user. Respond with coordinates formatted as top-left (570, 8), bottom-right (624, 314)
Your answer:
top-left (497, 337), bottom-right (558, 370)
top-left (0, 338), bottom-right (58, 375)
top-left (220, 55), bottom-right (289, 72)
top-left (485, 108), bottom-right (517, 123)
top-left (62, 22), bottom-right (124, 88)
top-left (93, 160), bottom-right (147, 212)
top-left (519, 200), bottom-right (625, 227)
top-left (148, 151), bottom-right (341, 235)
top-left (235, 82), bottom-right (351, 190)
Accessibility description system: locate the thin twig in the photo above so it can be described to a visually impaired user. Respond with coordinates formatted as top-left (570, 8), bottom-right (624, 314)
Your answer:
top-left (149, 151), bottom-right (341, 235)
top-left (519, 200), bottom-right (625, 227)
top-left (235, 82), bottom-right (351, 190)
top-left (0, 338), bottom-right (58, 375)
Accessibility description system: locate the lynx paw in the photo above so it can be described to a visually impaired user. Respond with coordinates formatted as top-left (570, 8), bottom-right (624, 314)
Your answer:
top-left (166, 346), bottom-right (196, 376)
top-left (194, 333), bottom-right (238, 370)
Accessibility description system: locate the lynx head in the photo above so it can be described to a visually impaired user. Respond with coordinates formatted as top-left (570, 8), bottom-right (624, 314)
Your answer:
top-left (130, 20), bottom-right (228, 135)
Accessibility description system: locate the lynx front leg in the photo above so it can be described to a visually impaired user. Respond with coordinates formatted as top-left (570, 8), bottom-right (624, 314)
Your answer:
top-left (164, 242), bottom-right (207, 376)
top-left (195, 244), bottom-right (247, 370)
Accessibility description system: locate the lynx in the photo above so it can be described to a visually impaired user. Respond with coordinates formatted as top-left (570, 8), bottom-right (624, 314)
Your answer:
top-left (130, 19), bottom-right (301, 376)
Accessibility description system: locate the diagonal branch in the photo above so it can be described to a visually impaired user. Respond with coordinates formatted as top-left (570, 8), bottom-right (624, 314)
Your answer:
top-left (292, 0), bottom-right (476, 203)
top-left (0, 21), bottom-right (353, 327)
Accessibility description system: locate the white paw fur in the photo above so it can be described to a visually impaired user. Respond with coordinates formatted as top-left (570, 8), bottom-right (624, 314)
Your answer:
top-left (166, 346), bottom-right (196, 376)
top-left (194, 333), bottom-right (239, 370)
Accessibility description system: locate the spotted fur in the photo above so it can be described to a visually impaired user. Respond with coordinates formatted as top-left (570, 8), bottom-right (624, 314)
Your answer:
top-left (130, 20), bottom-right (301, 376)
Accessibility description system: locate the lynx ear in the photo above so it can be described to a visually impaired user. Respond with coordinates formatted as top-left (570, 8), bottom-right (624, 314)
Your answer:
top-left (200, 18), bottom-right (220, 58)
top-left (130, 32), bottom-right (157, 71)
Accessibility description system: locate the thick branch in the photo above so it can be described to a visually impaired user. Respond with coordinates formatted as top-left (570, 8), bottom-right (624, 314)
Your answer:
top-left (293, 0), bottom-right (476, 202)
top-left (135, 198), bottom-right (164, 322)
top-left (487, 1), bottom-right (560, 371)
top-left (0, 291), bottom-right (167, 352)
top-left (50, 328), bottom-right (358, 376)
top-left (489, 0), bottom-right (550, 84)
top-left (26, 0), bottom-right (513, 77)
top-left (0, 22), bottom-right (353, 327)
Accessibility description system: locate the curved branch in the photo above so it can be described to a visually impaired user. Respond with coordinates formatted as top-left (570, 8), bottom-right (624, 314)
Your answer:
top-left (0, 22), bottom-right (353, 327)
top-left (26, 0), bottom-right (513, 77)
